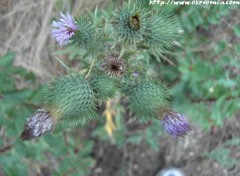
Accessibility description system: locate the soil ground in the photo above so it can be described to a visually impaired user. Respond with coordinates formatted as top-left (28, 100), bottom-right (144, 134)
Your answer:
top-left (88, 116), bottom-right (240, 176)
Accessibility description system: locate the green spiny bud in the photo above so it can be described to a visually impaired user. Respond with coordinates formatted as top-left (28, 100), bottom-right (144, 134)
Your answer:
top-left (45, 73), bottom-right (96, 125)
top-left (124, 79), bottom-right (171, 121)
top-left (112, 2), bottom-right (150, 45)
top-left (142, 13), bottom-right (181, 51)
top-left (112, 2), bottom-right (181, 52)
top-left (71, 17), bottom-right (96, 50)
top-left (90, 75), bottom-right (119, 103)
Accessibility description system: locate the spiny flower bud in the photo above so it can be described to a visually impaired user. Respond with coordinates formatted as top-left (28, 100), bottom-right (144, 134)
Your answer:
top-left (21, 109), bottom-right (54, 140)
top-left (143, 13), bottom-right (181, 51)
top-left (90, 75), bottom-right (119, 103)
top-left (51, 12), bottom-right (77, 46)
top-left (112, 2), bottom-right (150, 45)
top-left (124, 80), bottom-right (171, 121)
top-left (112, 2), bottom-right (181, 51)
top-left (160, 111), bottom-right (191, 138)
top-left (45, 73), bottom-right (96, 126)
top-left (21, 74), bottom-right (97, 140)
top-left (99, 54), bottom-right (126, 77)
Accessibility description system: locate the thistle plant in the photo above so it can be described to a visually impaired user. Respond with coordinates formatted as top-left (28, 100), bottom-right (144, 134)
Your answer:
top-left (21, 1), bottom-right (191, 140)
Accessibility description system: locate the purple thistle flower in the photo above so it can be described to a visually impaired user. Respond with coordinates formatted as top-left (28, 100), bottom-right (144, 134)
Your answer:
top-left (21, 109), bottom-right (54, 140)
top-left (51, 12), bottom-right (77, 46)
top-left (161, 111), bottom-right (191, 138)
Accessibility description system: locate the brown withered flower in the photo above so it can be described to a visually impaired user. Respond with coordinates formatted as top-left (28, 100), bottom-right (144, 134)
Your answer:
top-left (99, 54), bottom-right (126, 77)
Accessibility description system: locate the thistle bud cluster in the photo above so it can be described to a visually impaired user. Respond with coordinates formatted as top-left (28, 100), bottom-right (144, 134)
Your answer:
top-left (21, 2), bottom-right (191, 140)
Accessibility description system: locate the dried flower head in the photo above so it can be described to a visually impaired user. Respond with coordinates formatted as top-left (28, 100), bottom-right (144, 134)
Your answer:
top-left (21, 109), bottom-right (54, 140)
top-left (51, 12), bottom-right (77, 46)
top-left (100, 54), bottom-right (126, 77)
top-left (161, 111), bottom-right (191, 138)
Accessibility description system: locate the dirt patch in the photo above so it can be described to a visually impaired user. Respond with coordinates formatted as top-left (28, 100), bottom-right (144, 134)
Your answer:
top-left (87, 115), bottom-right (240, 176)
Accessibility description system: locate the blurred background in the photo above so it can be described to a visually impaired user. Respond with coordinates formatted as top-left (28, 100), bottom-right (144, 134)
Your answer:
top-left (0, 0), bottom-right (240, 176)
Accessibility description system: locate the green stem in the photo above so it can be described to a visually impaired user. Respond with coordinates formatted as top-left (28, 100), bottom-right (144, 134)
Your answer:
top-left (55, 56), bottom-right (69, 70)
top-left (85, 58), bottom-right (95, 78)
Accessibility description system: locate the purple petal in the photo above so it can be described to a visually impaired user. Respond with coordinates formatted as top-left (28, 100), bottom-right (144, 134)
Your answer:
top-left (21, 109), bottom-right (54, 140)
top-left (51, 12), bottom-right (77, 46)
top-left (161, 111), bottom-right (191, 138)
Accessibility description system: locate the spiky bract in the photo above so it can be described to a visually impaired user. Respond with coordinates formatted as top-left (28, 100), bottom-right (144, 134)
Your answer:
top-left (112, 2), bottom-right (150, 45)
top-left (90, 75), bottom-right (119, 103)
top-left (71, 17), bottom-right (96, 50)
top-left (45, 73), bottom-right (96, 125)
top-left (124, 80), bottom-right (171, 121)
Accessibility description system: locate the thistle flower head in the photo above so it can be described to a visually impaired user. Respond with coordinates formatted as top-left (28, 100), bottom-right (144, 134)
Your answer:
top-left (161, 111), bottom-right (191, 138)
top-left (51, 12), bottom-right (77, 46)
top-left (112, 2), bottom-right (181, 53)
top-left (100, 54), bottom-right (126, 77)
top-left (21, 109), bottom-right (54, 140)
top-left (112, 2), bottom-right (150, 45)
